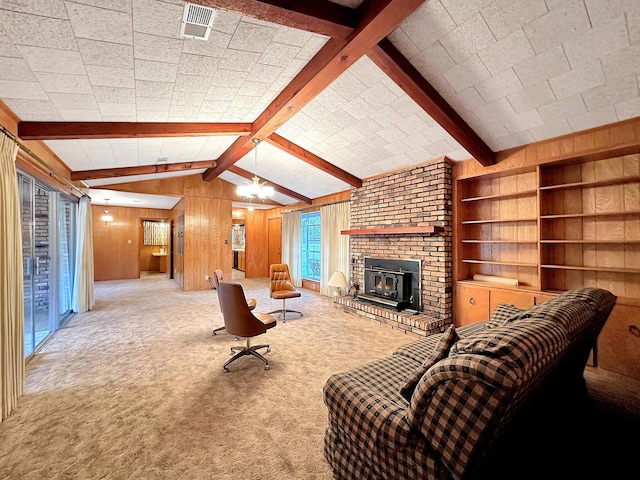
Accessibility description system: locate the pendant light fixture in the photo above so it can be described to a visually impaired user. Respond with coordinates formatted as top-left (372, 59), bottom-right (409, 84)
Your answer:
top-left (101, 198), bottom-right (113, 223)
top-left (236, 138), bottom-right (274, 201)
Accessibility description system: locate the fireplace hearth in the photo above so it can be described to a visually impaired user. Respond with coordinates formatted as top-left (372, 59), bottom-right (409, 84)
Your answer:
top-left (358, 257), bottom-right (420, 311)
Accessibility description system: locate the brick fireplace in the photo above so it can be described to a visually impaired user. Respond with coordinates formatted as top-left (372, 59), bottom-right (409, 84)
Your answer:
top-left (335, 157), bottom-right (453, 337)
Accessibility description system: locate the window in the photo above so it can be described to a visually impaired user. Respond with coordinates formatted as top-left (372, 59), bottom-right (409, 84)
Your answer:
top-left (301, 211), bottom-right (321, 281)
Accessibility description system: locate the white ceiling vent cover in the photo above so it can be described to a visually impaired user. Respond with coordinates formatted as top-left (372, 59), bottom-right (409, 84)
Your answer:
top-left (180, 3), bottom-right (216, 41)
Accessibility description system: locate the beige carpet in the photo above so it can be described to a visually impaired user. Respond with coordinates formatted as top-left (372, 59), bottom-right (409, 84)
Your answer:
top-left (0, 274), bottom-right (412, 479)
top-left (2, 274), bottom-right (640, 479)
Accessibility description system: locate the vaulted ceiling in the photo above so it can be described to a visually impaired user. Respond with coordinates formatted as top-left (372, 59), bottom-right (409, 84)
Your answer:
top-left (1, 0), bottom-right (639, 209)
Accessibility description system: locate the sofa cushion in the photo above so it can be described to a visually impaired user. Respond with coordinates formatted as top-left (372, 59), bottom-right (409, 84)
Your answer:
top-left (452, 317), bottom-right (569, 368)
top-left (487, 302), bottom-right (526, 328)
top-left (409, 319), bottom-right (570, 480)
top-left (407, 354), bottom-right (518, 480)
top-left (393, 321), bottom-right (487, 363)
top-left (399, 325), bottom-right (458, 402)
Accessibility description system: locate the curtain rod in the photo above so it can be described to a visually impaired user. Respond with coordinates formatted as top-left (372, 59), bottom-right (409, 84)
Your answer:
top-left (281, 199), bottom-right (350, 214)
top-left (1, 124), bottom-right (88, 198)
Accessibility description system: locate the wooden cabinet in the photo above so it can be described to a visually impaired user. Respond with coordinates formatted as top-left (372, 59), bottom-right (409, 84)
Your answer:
top-left (597, 303), bottom-right (640, 380)
top-left (455, 152), bottom-right (640, 379)
top-left (455, 284), bottom-right (490, 326)
top-left (489, 289), bottom-right (535, 314)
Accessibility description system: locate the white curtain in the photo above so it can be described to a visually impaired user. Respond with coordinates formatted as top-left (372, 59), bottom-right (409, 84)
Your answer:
top-left (72, 196), bottom-right (94, 313)
top-left (281, 211), bottom-right (302, 287)
top-left (0, 133), bottom-right (24, 422)
top-left (320, 202), bottom-right (351, 296)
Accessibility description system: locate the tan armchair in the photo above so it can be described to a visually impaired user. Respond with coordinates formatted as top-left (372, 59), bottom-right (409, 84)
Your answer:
top-left (217, 282), bottom-right (276, 372)
top-left (267, 263), bottom-right (302, 322)
top-left (211, 269), bottom-right (256, 336)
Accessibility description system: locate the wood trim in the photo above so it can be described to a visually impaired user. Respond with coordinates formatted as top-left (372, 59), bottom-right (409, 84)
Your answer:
top-left (266, 133), bottom-right (362, 187)
top-left (18, 122), bottom-right (253, 140)
top-left (369, 39), bottom-right (495, 166)
top-left (341, 226), bottom-right (444, 235)
top-left (71, 159), bottom-right (218, 181)
top-left (454, 118), bottom-right (640, 180)
top-left (190, 0), bottom-right (357, 38)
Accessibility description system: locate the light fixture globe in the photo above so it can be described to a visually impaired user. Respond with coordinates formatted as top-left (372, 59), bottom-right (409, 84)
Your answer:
top-left (236, 138), bottom-right (274, 201)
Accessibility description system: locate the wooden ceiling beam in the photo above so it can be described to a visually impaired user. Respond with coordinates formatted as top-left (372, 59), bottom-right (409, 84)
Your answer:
top-left (17, 122), bottom-right (252, 140)
top-left (70, 160), bottom-right (218, 181)
top-left (369, 39), bottom-right (496, 166)
top-left (228, 165), bottom-right (312, 204)
top-left (202, 0), bottom-right (427, 181)
top-left (266, 133), bottom-right (362, 188)
top-left (191, 0), bottom-right (357, 38)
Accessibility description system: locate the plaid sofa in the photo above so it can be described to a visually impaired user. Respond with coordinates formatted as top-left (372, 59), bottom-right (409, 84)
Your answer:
top-left (323, 288), bottom-right (617, 480)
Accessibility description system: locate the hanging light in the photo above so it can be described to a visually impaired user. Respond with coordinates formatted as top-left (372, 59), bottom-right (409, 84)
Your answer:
top-left (236, 138), bottom-right (274, 201)
top-left (101, 198), bottom-right (113, 223)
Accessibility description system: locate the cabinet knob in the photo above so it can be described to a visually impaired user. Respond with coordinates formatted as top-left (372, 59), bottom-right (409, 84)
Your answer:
top-left (629, 325), bottom-right (640, 337)
top-left (469, 297), bottom-right (476, 305)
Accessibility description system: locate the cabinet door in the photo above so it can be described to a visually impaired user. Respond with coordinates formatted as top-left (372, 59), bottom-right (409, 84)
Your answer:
top-left (489, 289), bottom-right (535, 316)
top-left (597, 304), bottom-right (640, 381)
top-left (455, 285), bottom-right (490, 326)
top-left (534, 293), bottom-right (556, 305)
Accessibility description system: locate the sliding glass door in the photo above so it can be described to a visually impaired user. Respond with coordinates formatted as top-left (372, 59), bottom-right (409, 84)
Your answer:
top-left (18, 171), bottom-right (76, 358)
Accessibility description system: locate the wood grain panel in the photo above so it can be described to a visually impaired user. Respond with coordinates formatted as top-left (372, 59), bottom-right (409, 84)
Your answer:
top-left (245, 209), bottom-right (268, 278)
top-left (489, 289), bottom-right (535, 315)
top-left (598, 304), bottom-right (640, 380)
top-left (455, 284), bottom-right (489, 326)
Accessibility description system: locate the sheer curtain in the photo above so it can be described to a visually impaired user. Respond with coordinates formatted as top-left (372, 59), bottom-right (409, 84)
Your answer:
top-left (72, 196), bottom-right (95, 313)
top-left (320, 202), bottom-right (350, 296)
top-left (0, 134), bottom-right (24, 422)
top-left (281, 211), bottom-right (302, 287)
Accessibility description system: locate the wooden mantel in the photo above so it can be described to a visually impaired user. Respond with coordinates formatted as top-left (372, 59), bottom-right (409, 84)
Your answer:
top-left (341, 226), bottom-right (444, 235)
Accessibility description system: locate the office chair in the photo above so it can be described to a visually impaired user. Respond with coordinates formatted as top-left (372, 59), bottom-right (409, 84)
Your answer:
top-left (211, 268), bottom-right (256, 336)
top-left (267, 263), bottom-right (303, 322)
top-left (217, 282), bottom-right (276, 372)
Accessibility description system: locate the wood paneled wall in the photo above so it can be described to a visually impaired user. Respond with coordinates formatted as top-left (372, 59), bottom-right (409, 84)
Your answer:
top-left (454, 117), bottom-right (640, 179)
top-left (101, 175), bottom-right (235, 290)
top-left (92, 205), bottom-right (171, 281)
top-left (245, 208), bottom-right (268, 277)
top-left (183, 196), bottom-right (232, 291)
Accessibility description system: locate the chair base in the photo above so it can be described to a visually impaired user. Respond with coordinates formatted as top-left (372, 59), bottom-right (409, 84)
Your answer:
top-left (212, 325), bottom-right (225, 335)
top-left (212, 326), bottom-right (239, 340)
top-left (267, 308), bottom-right (303, 323)
top-left (224, 338), bottom-right (271, 372)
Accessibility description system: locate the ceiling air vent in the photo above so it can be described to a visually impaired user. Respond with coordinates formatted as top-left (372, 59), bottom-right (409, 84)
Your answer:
top-left (180, 3), bottom-right (216, 41)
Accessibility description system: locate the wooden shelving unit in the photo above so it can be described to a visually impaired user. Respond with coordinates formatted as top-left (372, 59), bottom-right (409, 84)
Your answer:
top-left (454, 122), bottom-right (640, 381)
top-left (456, 167), bottom-right (539, 289)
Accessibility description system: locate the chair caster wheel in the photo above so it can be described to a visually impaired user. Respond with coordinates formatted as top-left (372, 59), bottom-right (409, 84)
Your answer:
top-left (264, 365), bottom-right (270, 370)
top-left (223, 367), bottom-right (229, 373)
top-left (266, 347), bottom-right (271, 353)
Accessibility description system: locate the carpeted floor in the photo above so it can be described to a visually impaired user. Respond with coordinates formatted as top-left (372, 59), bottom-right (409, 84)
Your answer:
top-left (1, 274), bottom-right (639, 479)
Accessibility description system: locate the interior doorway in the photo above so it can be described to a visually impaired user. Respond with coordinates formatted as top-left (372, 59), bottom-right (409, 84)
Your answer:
top-left (140, 218), bottom-right (172, 278)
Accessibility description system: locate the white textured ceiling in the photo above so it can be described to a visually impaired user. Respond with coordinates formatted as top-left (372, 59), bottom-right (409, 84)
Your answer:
top-left (0, 0), bottom-right (639, 206)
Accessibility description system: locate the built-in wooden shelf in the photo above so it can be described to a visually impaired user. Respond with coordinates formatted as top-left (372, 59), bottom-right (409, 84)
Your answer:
top-left (462, 240), bottom-right (537, 244)
top-left (541, 240), bottom-right (640, 244)
top-left (461, 218), bottom-right (537, 225)
top-left (541, 264), bottom-right (640, 274)
top-left (540, 210), bottom-right (640, 219)
top-left (461, 189), bottom-right (537, 202)
top-left (540, 175), bottom-right (640, 192)
top-left (341, 226), bottom-right (444, 236)
top-left (462, 259), bottom-right (538, 267)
